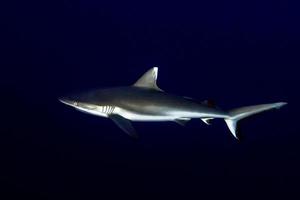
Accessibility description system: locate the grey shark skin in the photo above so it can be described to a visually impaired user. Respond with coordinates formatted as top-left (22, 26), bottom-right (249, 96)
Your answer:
top-left (59, 67), bottom-right (287, 139)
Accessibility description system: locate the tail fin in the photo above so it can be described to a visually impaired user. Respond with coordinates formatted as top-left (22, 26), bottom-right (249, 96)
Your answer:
top-left (225, 102), bottom-right (287, 139)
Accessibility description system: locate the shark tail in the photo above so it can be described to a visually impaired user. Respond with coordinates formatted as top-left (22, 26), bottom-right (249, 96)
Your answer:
top-left (224, 102), bottom-right (287, 139)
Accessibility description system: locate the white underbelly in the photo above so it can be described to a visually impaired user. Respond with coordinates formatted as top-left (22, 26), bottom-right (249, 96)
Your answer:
top-left (75, 107), bottom-right (109, 117)
top-left (74, 106), bottom-right (223, 121)
top-left (114, 107), bottom-right (177, 121)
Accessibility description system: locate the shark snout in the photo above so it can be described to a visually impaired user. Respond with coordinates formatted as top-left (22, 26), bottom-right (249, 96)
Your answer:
top-left (58, 97), bottom-right (78, 107)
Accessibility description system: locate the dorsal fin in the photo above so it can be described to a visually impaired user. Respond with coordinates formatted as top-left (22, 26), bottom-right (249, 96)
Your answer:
top-left (133, 67), bottom-right (163, 91)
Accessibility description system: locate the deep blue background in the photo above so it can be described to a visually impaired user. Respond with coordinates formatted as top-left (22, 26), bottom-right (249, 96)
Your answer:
top-left (0, 0), bottom-right (299, 199)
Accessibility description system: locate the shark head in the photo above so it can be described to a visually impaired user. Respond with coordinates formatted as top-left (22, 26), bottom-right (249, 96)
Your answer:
top-left (58, 91), bottom-right (112, 117)
top-left (59, 94), bottom-right (97, 109)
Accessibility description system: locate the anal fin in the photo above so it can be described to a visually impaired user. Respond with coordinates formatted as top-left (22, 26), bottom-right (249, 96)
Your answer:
top-left (201, 118), bottom-right (213, 125)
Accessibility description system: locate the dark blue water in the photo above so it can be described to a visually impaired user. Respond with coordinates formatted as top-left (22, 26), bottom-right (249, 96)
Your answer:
top-left (0, 0), bottom-right (299, 199)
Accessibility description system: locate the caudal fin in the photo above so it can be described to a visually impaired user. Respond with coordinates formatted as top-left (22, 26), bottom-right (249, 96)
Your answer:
top-left (225, 102), bottom-right (287, 139)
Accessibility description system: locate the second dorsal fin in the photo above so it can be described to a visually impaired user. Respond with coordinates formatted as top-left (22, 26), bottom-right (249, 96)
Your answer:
top-left (202, 100), bottom-right (216, 108)
top-left (133, 67), bottom-right (163, 91)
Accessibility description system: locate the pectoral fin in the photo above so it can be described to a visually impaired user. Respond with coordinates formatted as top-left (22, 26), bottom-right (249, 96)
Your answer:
top-left (109, 115), bottom-right (138, 138)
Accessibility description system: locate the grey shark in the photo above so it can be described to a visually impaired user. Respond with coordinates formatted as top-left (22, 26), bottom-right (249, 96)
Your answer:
top-left (59, 67), bottom-right (287, 139)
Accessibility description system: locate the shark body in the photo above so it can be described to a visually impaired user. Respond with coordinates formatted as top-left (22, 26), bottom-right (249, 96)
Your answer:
top-left (59, 67), bottom-right (287, 139)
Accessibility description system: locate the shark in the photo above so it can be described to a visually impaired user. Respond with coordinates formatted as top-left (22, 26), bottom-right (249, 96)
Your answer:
top-left (59, 67), bottom-right (287, 139)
